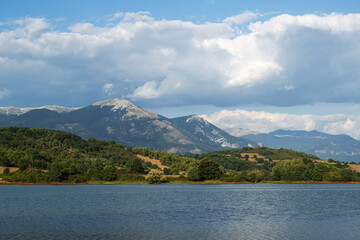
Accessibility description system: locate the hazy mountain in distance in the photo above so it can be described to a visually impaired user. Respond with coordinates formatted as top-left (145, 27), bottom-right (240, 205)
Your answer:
top-left (243, 129), bottom-right (360, 162)
top-left (225, 128), bottom-right (262, 137)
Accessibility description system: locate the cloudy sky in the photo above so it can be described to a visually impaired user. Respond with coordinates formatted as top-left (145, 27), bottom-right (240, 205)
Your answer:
top-left (1, 0), bottom-right (360, 138)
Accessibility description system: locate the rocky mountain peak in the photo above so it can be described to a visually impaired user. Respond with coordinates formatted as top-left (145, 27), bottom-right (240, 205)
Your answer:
top-left (92, 98), bottom-right (159, 119)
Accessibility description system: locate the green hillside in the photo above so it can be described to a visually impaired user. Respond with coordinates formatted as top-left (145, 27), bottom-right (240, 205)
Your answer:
top-left (0, 127), bottom-right (148, 182)
top-left (0, 127), bottom-right (198, 183)
top-left (0, 127), bottom-right (359, 184)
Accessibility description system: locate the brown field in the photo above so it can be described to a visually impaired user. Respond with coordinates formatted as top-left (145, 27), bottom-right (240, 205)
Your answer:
top-left (0, 166), bottom-right (19, 173)
top-left (239, 153), bottom-right (280, 163)
top-left (0, 166), bottom-right (19, 183)
top-left (136, 155), bottom-right (168, 170)
top-left (349, 164), bottom-right (360, 172)
top-left (240, 153), bottom-right (266, 159)
top-left (136, 155), bottom-right (186, 176)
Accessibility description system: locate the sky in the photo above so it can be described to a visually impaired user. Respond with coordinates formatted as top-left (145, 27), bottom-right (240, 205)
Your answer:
top-left (1, 0), bottom-right (360, 138)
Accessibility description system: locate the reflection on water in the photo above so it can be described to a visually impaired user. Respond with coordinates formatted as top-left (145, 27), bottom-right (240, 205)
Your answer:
top-left (1, 184), bottom-right (360, 240)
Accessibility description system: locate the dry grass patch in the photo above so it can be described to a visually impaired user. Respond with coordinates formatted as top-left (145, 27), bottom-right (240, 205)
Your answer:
top-left (348, 164), bottom-right (360, 172)
top-left (240, 153), bottom-right (266, 159)
top-left (312, 159), bottom-right (360, 173)
top-left (136, 155), bottom-right (168, 170)
top-left (136, 155), bottom-right (187, 176)
top-left (0, 166), bottom-right (19, 173)
top-left (240, 153), bottom-right (274, 162)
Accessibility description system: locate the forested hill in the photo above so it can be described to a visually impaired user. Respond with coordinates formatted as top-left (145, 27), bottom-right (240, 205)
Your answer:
top-left (0, 127), bottom-right (197, 183)
top-left (193, 147), bottom-right (320, 162)
top-left (0, 126), bottom-right (131, 169)
top-left (1, 127), bottom-right (360, 184)
top-left (191, 147), bottom-right (320, 172)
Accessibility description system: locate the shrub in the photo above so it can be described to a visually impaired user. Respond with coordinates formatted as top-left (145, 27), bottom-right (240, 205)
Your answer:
top-left (187, 167), bottom-right (201, 181)
top-left (125, 158), bottom-right (145, 173)
top-left (198, 158), bottom-right (223, 180)
top-left (146, 169), bottom-right (163, 184)
top-left (3, 167), bottom-right (10, 175)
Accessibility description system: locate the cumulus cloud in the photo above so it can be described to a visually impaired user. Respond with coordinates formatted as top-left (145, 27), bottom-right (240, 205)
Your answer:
top-left (223, 11), bottom-right (260, 25)
top-left (202, 109), bottom-right (360, 140)
top-left (1, 12), bottom-right (360, 108)
top-left (103, 83), bottom-right (115, 95)
top-left (0, 88), bottom-right (10, 100)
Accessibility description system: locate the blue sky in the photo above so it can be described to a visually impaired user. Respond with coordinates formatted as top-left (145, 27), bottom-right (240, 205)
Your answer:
top-left (1, 0), bottom-right (360, 137)
top-left (1, 0), bottom-right (359, 25)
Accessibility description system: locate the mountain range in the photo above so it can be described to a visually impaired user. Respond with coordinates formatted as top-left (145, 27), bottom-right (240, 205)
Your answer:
top-left (240, 129), bottom-right (360, 162)
top-left (0, 98), bottom-right (359, 162)
top-left (0, 99), bottom-right (256, 154)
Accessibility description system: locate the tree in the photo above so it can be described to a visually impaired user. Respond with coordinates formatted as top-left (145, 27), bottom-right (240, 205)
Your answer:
top-left (102, 165), bottom-right (117, 181)
top-left (198, 158), bottom-right (223, 180)
top-left (271, 159), bottom-right (310, 181)
top-left (146, 169), bottom-right (167, 183)
top-left (125, 158), bottom-right (145, 173)
top-left (187, 167), bottom-right (201, 181)
top-left (48, 162), bottom-right (69, 182)
top-left (163, 168), bottom-right (171, 175)
top-left (3, 167), bottom-right (10, 175)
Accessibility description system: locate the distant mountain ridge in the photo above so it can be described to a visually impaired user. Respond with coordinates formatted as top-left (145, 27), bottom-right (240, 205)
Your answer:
top-left (0, 98), bottom-right (256, 154)
top-left (242, 129), bottom-right (360, 162)
top-left (0, 105), bottom-right (79, 115)
top-left (1, 99), bottom-right (360, 162)
top-left (224, 128), bottom-right (261, 137)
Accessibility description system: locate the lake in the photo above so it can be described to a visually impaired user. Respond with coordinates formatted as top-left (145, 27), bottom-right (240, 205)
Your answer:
top-left (1, 184), bottom-right (360, 240)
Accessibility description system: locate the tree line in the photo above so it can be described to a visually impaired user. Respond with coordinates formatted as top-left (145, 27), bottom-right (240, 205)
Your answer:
top-left (1, 127), bottom-right (359, 183)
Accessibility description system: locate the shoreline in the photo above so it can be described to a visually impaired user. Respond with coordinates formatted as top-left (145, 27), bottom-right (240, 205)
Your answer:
top-left (2, 180), bottom-right (360, 185)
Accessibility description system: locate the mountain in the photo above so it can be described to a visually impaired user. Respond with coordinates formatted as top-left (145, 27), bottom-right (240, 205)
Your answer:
top-left (0, 105), bottom-right (79, 115)
top-left (169, 115), bottom-right (256, 149)
top-left (224, 128), bottom-right (261, 137)
top-left (66, 99), bottom-right (203, 153)
top-left (0, 98), bottom-right (255, 154)
top-left (0, 105), bottom-right (79, 125)
top-left (242, 129), bottom-right (360, 162)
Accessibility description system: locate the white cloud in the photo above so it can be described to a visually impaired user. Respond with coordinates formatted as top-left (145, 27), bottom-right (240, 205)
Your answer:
top-left (0, 88), bottom-right (10, 99)
top-left (1, 12), bottom-right (360, 108)
top-left (131, 81), bottom-right (160, 99)
top-left (202, 109), bottom-right (360, 140)
top-left (223, 11), bottom-right (259, 25)
top-left (103, 83), bottom-right (115, 95)
top-left (12, 17), bottom-right (50, 37)
top-left (109, 12), bottom-right (124, 21)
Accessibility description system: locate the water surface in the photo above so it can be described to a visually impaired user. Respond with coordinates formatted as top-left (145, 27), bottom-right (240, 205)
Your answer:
top-left (1, 184), bottom-right (360, 239)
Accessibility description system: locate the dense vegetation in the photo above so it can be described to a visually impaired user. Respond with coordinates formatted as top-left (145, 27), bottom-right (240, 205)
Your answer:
top-left (0, 127), bottom-right (148, 182)
top-left (191, 147), bottom-right (360, 182)
top-left (0, 127), bottom-right (359, 184)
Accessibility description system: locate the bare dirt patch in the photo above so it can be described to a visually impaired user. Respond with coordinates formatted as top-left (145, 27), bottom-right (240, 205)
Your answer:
top-left (136, 155), bottom-right (168, 170)
top-left (241, 153), bottom-right (266, 159)
top-left (348, 164), bottom-right (360, 172)
top-left (240, 153), bottom-right (270, 162)
top-left (0, 166), bottom-right (19, 173)
top-left (136, 155), bottom-right (186, 176)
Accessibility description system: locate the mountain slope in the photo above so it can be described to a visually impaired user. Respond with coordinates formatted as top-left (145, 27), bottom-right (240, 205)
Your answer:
top-left (2, 99), bottom-right (359, 160)
top-left (169, 115), bottom-right (257, 149)
top-left (224, 128), bottom-right (261, 137)
top-left (243, 129), bottom-right (360, 162)
top-left (1, 99), bottom-right (251, 154)
top-left (65, 99), bottom-right (201, 153)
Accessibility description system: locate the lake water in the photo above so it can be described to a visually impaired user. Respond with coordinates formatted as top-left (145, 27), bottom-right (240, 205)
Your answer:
top-left (1, 184), bottom-right (360, 240)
